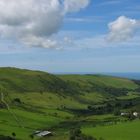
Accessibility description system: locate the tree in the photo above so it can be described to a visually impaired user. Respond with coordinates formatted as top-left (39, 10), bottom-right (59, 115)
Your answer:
top-left (13, 98), bottom-right (21, 104)
top-left (11, 132), bottom-right (16, 138)
top-left (114, 109), bottom-right (121, 116)
top-left (0, 135), bottom-right (15, 140)
top-left (99, 137), bottom-right (105, 140)
top-left (69, 128), bottom-right (96, 140)
top-left (29, 134), bottom-right (34, 139)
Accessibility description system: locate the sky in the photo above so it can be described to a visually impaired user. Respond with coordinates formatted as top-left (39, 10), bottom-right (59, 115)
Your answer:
top-left (0, 0), bottom-right (140, 73)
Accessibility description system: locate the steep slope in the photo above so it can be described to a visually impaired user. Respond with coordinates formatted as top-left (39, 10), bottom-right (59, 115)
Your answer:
top-left (0, 67), bottom-right (76, 94)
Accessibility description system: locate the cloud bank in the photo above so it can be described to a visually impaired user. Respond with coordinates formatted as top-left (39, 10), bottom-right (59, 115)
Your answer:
top-left (0, 0), bottom-right (90, 48)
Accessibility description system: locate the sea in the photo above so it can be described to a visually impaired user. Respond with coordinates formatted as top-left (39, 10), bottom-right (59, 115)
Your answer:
top-left (55, 72), bottom-right (140, 80)
top-left (103, 73), bottom-right (140, 80)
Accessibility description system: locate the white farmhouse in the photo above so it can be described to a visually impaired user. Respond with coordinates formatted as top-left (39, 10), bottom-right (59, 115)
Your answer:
top-left (133, 112), bottom-right (139, 117)
top-left (121, 112), bottom-right (129, 116)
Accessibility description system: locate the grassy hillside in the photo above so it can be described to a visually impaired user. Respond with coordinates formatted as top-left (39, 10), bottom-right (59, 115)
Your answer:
top-left (58, 74), bottom-right (139, 104)
top-left (0, 68), bottom-right (140, 113)
top-left (0, 67), bottom-right (138, 96)
top-left (0, 67), bottom-right (79, 95)
top-left (58, 74), bottom-right (138, 89)
top-left (0, 67), bottom-right (140, 140)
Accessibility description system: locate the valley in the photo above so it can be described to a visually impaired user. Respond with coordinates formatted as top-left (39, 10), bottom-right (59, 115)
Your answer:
top-left (0, 67), bottom-right (140, 140)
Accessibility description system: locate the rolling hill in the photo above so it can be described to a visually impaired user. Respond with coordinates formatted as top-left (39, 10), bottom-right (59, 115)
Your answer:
top-left (0, 67), bottom-right (140, 140)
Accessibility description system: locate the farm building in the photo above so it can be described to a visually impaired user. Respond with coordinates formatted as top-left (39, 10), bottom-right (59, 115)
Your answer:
top-left (121, 112), bottom-right (139, 118)
top-left (35, 131), bottom-right (52, 137)
top-left (121, 112), bottom-right (129, 116)
top-left (133, 112), bottom-right (139, 117)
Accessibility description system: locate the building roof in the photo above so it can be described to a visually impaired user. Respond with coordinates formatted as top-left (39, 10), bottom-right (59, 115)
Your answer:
top-left (36, 131), bottom-right (52, 137)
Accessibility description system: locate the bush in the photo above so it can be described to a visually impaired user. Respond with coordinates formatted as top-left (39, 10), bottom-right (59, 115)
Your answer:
top-left (11, 133), bottom-right (16, 138)
top-left (29, 134), bottom-right (34, 139)
top-left (0, 135), bottom-right (15, 140)
top-left (13, 98), bottom-right (21, 104)
top-left (69, 128), bottom-right (96, 140)
top-left (114, 109), bottom-right (121, 116)
top-left (99, 137), bottom-right (105, 140)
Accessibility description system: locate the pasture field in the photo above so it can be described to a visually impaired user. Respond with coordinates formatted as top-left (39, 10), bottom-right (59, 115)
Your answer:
top-left (82, 120), bottom-right (140, 140)
top-left (0, 108), bottom-right (62, 140)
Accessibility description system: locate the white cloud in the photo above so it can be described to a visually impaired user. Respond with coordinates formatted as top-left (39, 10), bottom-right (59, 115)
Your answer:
top-left (64, 0), bottom-right (90, 13)
top-left (0, 0), bottom-right (90, 48)
top-left (60, 30), bottom-right (140, 51)
top-left (65, 16), bottom-right (105, 23)
top-left (107, 16), bottom-right (140, 42)
top-left (21, 35), bottom-right (58, 48)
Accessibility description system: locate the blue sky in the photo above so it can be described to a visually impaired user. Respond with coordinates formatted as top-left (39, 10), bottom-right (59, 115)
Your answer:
top-left (0, 0), bottom-right (140, 73)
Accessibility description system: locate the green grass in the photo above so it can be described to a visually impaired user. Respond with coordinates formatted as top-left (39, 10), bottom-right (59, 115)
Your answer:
top-left (0, 67), bottom-right (75, 94)
top-left (117, 92), bottom-right (140, 100)
top-left (0, 108), bottom-right (62, 140)
top-left (59, 74), bottom-right (138, 89)
top-left (9, 92), bottom-right (87, 110)
top-left (79, 92), bottom-right (110, 104)
top-left (82, 120), bottom-right (140, 140)
top-left (85, 114), bottom-right (116, 121)
top-left (0, 67), bottom-right (140, 140)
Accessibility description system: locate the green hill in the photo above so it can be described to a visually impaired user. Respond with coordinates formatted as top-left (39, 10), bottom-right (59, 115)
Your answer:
top-left (0, 67), bottom-right (78, 95)
top-left (0, 67), bottom-right (140, 140)
top-left (0, 67), bottom-right (139, 110)
top-left (58, 74), bottom-right (138, 89)
top-left (0, 67), bottom-right (138, 96)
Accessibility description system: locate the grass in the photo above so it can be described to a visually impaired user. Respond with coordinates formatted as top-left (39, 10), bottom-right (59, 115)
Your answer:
top-left (0, 67), bottom-right (140, 140)
top-left (0, 108), bottom-right (62, 140)
top-left (79, 92), bottom-right (110, 104)
top-left (82, 120), bottom-right (140, 140)
top-left (59, 74), bottom-right (138, 89)
top-left (9, 92), bottom-right (87, 110)
top-left (117, 92), bottom-right (140, 100)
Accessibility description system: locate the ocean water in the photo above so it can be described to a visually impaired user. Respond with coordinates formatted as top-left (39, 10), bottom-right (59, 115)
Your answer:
top-left (56, 72), bottom-right (140, 80)
top-left (104, 73), bottom-right (140, 80)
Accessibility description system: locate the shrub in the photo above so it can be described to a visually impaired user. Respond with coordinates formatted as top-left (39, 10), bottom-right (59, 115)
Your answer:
top-left (13, 98), bottom-right (21, 104)
top-left (69, 128), bottom-right (96, 140)
top-left (0, 135), bottom-right (15, 140)
top-left (11, 133), bottom-right (16, 138)
top-left (114, 109), bottom-right (121, 116)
